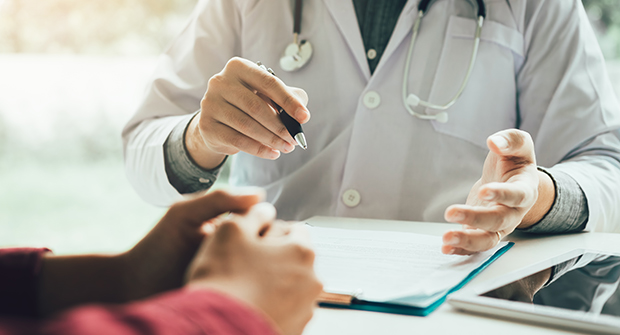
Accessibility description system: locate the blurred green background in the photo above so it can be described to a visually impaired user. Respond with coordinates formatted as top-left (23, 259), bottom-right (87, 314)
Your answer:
top-left (0, 0), bottom-right (618, 254)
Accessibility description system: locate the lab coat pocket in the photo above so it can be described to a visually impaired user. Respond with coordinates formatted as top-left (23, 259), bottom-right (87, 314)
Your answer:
top-left (425, 15), bottom-right (524, 149)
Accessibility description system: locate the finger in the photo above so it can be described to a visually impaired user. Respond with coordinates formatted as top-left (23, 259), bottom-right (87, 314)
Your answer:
top-left (290, 87), bottom-right (309, 106)
top-left (219, 83), bottom-right (296, 146)
top-left (478, 181), bottom-right (537, 208)
top-left (226, 58), bottom-right (310, 123)
top-left (284, 223), bottom-right (314, 250)
top-left (255, 93), bottom-right (298, 146)
top-left (262, 220), bottom-right (292, 238)
top-left (487, 129), bottom-right (536, 165)
top-left (209, 121), bottom-right (282, 159)
top-left (232, 202), bottom-right (278, 238)
top-left (214, 96), bottom-right (296, 153)
top-left (442, 229), bottom-right (501, 254)
top-left (170, 188), bottom-right (265, 227)
top-left (445, 204), bottom-right (521, 232)
top-left (441, 245), bottom-right (476, 256)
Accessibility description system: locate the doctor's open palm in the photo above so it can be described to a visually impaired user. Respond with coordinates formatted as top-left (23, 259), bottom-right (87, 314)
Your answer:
top-left (442, 129), bottom-right (555, 255)
top-left (184, 57), bottom-right (311, 170)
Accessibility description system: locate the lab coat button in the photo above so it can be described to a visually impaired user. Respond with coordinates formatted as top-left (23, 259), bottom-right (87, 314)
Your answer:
top-left (342, 189), bottom-right (361, 208)
top-left (363, 91), bottom-right (381, 109)
top-left (367, 49), bottom-right (377, 60)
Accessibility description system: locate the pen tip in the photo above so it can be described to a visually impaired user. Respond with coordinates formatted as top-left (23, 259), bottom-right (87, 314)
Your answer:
top-left (295, 133), bottom-right (307, 150)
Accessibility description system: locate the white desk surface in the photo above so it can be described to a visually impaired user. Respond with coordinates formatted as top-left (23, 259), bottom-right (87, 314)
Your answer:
top-left (302, 216), bottom-right (620, 335)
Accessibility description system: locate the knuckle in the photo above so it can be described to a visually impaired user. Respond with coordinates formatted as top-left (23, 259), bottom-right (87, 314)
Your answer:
top-left (207, 73), bottom-right (226, 89)
top-left (245, 96), bottom-right (264, 116)
top-left (262, 74), bottom-right (280, 90)
top-left (226, 57), bottom-right (245, 69)
top-left (506, 130), bottom-right (525, 147)
top-left (233, 114), bottom-right (254, 134)
top-left (281, 93), bottom-right (299, 110)
top-left (268, 135), bottom-right (282, 148)
top-left (459, 233), bottom-right (473, 249)
top-left (216, 220), bottom-right (243, 240)
top-left (208, 189), bottom-right (229, 202)
top-left (462, 212), bottom-right (475, 227)
top-left (255, 144), bottom-right (270, 157)
top-left (277, 125), bottom-right (289, 138)
top-left (228, 134), bottom-right (247, 149)
top-left (291, 243), bottom-right (314, 262)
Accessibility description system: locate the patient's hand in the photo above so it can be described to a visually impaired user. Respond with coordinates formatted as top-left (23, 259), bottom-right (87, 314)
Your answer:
top-left (123, 188), bottom-right (265, 300)
top-left (186, 203), bottom-right (322, 335)
top-left (38, 189), bottom-right (267, 316)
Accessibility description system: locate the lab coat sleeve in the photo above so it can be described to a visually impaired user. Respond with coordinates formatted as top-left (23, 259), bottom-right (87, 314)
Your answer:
top-left (122, 0), bottom-right (243, 206)
top-left (517, 0), bottom-right (620, 232)
top-left (519, 168), bottom-right (588, 234)
top-left (163, 114), bottom-right (227, 194)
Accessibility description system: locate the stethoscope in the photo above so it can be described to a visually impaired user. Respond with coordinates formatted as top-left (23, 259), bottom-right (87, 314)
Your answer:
top-left (280, 0), bottom-right (487, 123)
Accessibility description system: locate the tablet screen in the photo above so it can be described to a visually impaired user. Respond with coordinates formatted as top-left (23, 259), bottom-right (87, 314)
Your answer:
top-left (481, 252), bottom-right (620, 318)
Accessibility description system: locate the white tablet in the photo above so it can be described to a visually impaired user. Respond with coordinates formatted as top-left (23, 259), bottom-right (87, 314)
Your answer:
top-left (449, 249), bottom-right (620, 334)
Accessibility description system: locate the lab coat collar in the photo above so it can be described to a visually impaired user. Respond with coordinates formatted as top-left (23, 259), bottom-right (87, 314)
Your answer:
top-left (321, 0), bottom-right (418, 81)
top-left (372, 1), bottom-right (418, 76)
top-left (321, 0), bottom-right (370, 80)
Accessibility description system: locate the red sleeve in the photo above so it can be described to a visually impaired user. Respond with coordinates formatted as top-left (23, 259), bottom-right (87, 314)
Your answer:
top-left (0, 248), bottom-right (51, 317)
top-left (0, 289), bottom-right (279, 335)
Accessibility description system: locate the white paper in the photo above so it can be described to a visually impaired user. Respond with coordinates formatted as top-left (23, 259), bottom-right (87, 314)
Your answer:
top-left (309, 226), bottom-right (507, 302)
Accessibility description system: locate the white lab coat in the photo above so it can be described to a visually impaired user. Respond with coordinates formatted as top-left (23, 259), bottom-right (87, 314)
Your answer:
top-left (123, 0), bottom-right (620, 231)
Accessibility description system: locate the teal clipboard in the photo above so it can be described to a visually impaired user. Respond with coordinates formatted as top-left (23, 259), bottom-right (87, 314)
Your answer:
top-left (319, 242), bottom-right (514, 316)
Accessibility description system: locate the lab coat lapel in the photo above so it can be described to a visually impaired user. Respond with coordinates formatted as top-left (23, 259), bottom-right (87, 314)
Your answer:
top-left (321, 0), bottom-right (370, 80)
top-left (372, 0), bottom-right (417, 76)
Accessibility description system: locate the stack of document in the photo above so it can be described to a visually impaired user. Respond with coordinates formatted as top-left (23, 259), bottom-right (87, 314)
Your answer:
top-left (308, 226), bottom-right (513, 316)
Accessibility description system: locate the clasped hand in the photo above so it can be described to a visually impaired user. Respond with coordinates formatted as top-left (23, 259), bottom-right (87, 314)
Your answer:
top-left (125, 189), bottom-right (322, 335)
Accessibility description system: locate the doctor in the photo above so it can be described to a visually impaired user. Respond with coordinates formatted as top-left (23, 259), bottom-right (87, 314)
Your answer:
top-left (123, 0), bottom-right (620, 255)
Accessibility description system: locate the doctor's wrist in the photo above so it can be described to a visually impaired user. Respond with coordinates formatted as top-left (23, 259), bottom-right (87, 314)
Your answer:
top-left (185, 113), bottom-right (227, 170)
top-left (519, 169), bottom-right (556, 229)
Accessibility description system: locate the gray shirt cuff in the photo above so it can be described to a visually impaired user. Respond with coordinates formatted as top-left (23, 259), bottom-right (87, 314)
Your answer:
top-left (163, 113), bottom-right (227, 194)
top-left (518, 167), bottom-right (589, 234)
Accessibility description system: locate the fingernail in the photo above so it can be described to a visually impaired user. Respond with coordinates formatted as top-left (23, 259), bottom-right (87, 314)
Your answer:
top-left (450, 211), bottom-right (465, 222)
top-left (446, 236), bottom-right (460, 246)
top-left (491, 135), bottom-right (508, 150)
top-left (296, 108), bottom-right (310, 122)
top-left (283, 142), bottom-right (295, 153)
top-left (448, 249), bottom-right (456, 255)
top-left (269, 150), bottom-right (281, 159)
top-left (483, 191), bottom-right (496, 201)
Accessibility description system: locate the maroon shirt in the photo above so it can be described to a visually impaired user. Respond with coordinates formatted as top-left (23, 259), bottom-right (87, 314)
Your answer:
top-left (0, 248), bottom-right (278, 335)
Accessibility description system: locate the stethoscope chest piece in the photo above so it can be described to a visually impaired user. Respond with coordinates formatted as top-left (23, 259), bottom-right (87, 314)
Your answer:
top-left (280, 40), bottom-right (313, 72)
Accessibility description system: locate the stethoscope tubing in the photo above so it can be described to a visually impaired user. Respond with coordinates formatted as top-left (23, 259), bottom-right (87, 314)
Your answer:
top-left (284, 0), bottom-right (487, 122)
top-left (402, 12), bottom-right (484, 114)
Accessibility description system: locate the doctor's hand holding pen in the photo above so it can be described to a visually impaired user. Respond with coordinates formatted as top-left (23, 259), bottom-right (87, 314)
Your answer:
top-left (184, 57), bottom-right (311, 170)
top-left (442, 129), bottom-right (556, 255)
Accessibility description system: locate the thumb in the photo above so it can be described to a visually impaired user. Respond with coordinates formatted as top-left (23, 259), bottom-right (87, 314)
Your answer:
top-left (487, 129), bottom-right (536, 165)
top-left (173, 188), bottom-right (266, 226)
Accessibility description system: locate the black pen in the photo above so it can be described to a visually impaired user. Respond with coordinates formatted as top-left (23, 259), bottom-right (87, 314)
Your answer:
top-left (257, 61), bottom-right (308, 150)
